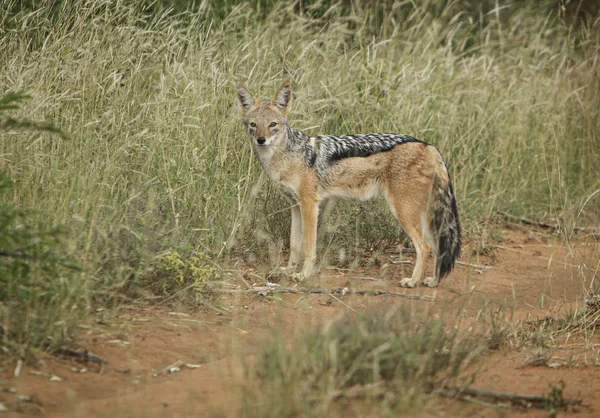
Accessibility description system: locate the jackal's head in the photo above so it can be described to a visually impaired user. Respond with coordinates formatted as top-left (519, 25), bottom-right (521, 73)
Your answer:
top-left (236, 81), bottom-right (291, 149)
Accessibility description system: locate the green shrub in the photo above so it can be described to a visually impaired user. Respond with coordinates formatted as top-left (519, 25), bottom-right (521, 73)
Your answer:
top-left (0, 92), bottom-right (86, 360)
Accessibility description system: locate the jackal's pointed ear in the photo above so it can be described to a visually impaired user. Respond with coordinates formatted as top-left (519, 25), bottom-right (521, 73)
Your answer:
top-left (236, 81), bottom-right (257, 114)
top-left (272, 80), bottom-right (292, 113)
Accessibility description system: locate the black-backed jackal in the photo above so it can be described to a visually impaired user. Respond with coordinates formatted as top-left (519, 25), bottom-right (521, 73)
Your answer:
top-left (236, 81), bottom-right (461, 288)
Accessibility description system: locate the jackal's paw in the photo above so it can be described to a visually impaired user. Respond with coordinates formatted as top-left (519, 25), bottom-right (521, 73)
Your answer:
top-left (291, 272), bottom-right (307, 283)
top-left (399, 278), bottom-right (417, 288)
top-left (422, 277), bottom-right (439, 288)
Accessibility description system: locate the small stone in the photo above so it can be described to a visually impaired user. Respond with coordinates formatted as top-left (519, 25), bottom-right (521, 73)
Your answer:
top-left (548, 363), bottom-right (563, 368)
top-left (185, 364), bottom-right (202, 369)
top-left (107, 340), bottom-right (130, 345)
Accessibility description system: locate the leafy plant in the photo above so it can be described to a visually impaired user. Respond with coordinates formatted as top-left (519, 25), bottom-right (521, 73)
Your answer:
top-left (0, 92), bottom-right (84, 360)
top-left (150, 250), bottom-right (216, 295)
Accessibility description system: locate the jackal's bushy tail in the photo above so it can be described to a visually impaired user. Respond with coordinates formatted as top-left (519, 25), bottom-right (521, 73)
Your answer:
top-left (431, 168), bottom-right (461, 281)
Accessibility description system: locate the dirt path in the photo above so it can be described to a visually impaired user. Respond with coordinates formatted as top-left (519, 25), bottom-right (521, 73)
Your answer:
top-left (2, 227), bottom-right (599, 417)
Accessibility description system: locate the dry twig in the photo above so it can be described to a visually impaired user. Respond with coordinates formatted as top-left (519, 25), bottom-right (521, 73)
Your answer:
top-left (211, 285), bottom-right (435, 301)
top-left (444, 386), bottom-right (582, 410)
top-left (153, 360), bottom-right (184, 377)
top-left (54, 348), bottom-right (108, 365)
top-left (498, 211), bottom-right (589, 232)
top-left (456, 261), bottom-right (493, 270)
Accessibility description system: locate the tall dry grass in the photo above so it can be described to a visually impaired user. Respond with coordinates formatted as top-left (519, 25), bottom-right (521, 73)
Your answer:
top-left (0, 0), bottom-right (598, 354)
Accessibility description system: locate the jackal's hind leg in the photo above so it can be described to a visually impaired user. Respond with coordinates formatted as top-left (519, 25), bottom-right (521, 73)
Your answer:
top-left (420, 218), bottom-right (439, 287)
top-left (385, 192), bottom-right (431, 288)
top-left (399, 233), bottom-right (430, 288)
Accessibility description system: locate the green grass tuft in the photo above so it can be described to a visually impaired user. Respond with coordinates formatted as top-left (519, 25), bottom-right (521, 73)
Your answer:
top-left (238, 307), bottom-right (483, 417)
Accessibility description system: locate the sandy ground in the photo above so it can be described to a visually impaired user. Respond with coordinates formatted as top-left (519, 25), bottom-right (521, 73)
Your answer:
top-left (2, 226), bottom-right (599, 417)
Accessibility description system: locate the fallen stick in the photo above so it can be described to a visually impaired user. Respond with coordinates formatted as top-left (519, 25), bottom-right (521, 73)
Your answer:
top-left (497, 212), bottom-right (588, 232)
top-left (211, 285), bottom-right (435, 301)
top-left (348, 289), bottom-right (434, 300)
top-left (54, 348), bottom-right (108, 365)
top-left (456, 261), bottom-right (493, 270)
top-left (386, 248), bottom-right (417, 254)
top-left (153, 360), bottom-right (184, 377)
top-left (443, 386), bottom-right (582, 409)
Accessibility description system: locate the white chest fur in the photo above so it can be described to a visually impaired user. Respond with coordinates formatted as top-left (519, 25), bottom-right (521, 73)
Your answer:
top-left (254, 146), bottom-right (301, 200)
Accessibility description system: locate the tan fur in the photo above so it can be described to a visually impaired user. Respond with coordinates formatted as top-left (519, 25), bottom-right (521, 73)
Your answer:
top-left (236, 81), bottom-right (459, 286)
top-left (320, 144), bottom-right (442, 286)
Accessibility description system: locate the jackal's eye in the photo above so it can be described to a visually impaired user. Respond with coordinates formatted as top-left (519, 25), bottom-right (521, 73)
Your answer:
top-left (249, 122), bottom-right (257, 128)
top-left (269, 122), bottom-right (278, 128)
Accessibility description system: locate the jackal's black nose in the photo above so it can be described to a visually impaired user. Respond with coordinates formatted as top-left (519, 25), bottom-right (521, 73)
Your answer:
top-left (257, 137), bottom-right (266, 145)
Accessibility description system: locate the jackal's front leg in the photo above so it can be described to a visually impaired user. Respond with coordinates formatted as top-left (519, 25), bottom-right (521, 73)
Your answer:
top-left (288, 204), bottom-right (303, 269)
top-left (292, 198), bottom-right (318, 282)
